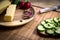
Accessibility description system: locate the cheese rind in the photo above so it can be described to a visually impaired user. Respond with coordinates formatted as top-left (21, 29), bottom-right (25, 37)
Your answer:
top-left (0, 0), bottom-right (11, 14)
top-left (4, 4), bottom-right (16, 22)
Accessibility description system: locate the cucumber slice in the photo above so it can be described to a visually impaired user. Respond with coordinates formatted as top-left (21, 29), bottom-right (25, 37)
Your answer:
top-left (54, 17), bottom-right (59, 23)
top-left (59, 18), bottom-right (60, 23)
top-left (47, 23), bottom-right (55, 28)
top-left (43, 24), bottom-right (53, 29)
top-left (55, 27), bottom-right (60, 30)
top-left (45, 19), bottom-right (52, 23)
top-left (41, 21), bottom-right (46, 25)
top-left (58, 23), bottom-right (60, 27)
top-left (37, 25), bottom-right (45, 32)
top-left (55, 29), bottom-right (60, 34)
top-left (45, 18), bottom-right (54, 23)
top-left (46, 30), bottom-right (54, 34)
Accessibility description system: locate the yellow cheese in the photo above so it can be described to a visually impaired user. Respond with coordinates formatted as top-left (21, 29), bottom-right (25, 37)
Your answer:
top-left (4, 4), bottom-right (16, 22)
top-left (0, 0), bottom-right (11, 14)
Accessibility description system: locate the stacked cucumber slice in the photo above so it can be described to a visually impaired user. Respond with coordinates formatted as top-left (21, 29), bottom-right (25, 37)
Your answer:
top-left (37, 17), bottom-right (60, 35)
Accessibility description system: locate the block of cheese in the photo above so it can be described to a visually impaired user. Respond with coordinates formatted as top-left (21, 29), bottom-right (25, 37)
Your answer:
top-left (0, 0), bottom-right (11, 14)
top-left (4, 4), bottom-right (16, 22)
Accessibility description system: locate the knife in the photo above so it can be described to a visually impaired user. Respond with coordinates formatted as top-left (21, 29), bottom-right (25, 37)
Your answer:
top-left (32, 5), bottom-right (60, 13)
top-left (39, 6), bottom-right (60, 13)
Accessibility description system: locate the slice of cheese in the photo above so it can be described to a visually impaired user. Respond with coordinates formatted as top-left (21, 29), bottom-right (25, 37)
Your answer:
top-left (0, 0), bottom-right (11, 14)
top-left (4, 4), bottom-right (16, 22)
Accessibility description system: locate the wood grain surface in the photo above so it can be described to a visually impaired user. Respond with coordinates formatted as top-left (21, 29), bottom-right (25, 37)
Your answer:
top-left (0, 7), bottom-right (60, 40)
top-left (0, 0), bottom-right (60, 40)
top-left (31, 0), bottom-right (60, 8)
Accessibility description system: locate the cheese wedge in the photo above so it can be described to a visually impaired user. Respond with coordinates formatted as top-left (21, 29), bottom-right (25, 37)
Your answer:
top-left (0, 0), bottom-right (11, 14)
top-left (4, 4), bottom-right (16, 22)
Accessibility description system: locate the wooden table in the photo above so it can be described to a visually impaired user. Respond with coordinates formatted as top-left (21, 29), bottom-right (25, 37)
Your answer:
top-left (31, 0), bottom-right (60, 8)
top-left (0, 7), bottom-right (60, 40)
top-left (0, 0), bottom-right (60, 40)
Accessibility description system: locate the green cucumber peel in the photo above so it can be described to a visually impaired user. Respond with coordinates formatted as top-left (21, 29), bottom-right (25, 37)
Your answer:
top-left (25, 0), bottom-right (29, 2)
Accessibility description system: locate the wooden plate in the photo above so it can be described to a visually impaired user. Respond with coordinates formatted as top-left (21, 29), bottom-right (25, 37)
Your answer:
top-left (37, 29), bottom-right (60, 37)
top-left (0, 7), bottom-right (35, 27)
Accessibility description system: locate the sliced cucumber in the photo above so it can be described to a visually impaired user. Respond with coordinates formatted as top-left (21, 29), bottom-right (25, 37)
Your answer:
top-left (54, 17), bottom-right (59, 23)
top-left (41, 21), bottom-right (46, 25)
top-left (59, 18), bottom-right (60, 23)
top-left (37, 25), bottom-right (45, 32)
top-left (47, 23), bottom-right (55, 28)
top-left (45, 19), bottom-right (52, 23)
top-left (37, 17), bottom-right (60, 35)
top-left (45, 18), bottom-right (54, 23)
top-left (55, 29), bottom-right (60, 34)
top-left (55, 27), bottom-right (60, 30)
top-left (58, 23), bottom-right (60, 27)
top-left (43, 24), bottom-right (53, 29)
top-left (46, 30), bottom-right (54, 34)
